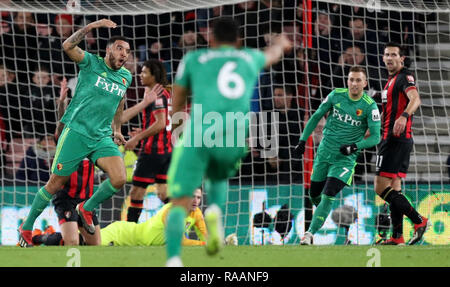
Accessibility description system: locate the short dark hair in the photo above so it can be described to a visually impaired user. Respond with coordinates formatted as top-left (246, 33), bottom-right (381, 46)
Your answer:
top-left (384, 42), bottom-right (405, 57)
top-left (213, 17), bottom-right (239, 43)
top-left (107, 36), bottom-right (129, 47)
top-left (142, 59), bottom-right (168, 86)
top-left (349, 66), bottom-right (367, 77)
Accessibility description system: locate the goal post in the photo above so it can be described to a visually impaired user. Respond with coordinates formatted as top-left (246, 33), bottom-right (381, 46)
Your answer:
top-left (0, 0), bottom-right (449, 246)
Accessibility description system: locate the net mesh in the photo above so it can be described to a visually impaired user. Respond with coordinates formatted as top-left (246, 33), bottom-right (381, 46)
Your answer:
top-left (0, 0), bottom-right (449, 246)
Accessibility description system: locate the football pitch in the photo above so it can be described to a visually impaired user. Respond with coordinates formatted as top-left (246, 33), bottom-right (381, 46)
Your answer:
top-left (0, 245), bottom-right (448, 267)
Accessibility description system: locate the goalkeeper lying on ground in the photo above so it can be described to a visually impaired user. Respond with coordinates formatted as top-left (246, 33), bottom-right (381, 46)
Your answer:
top-left (32, 188), bottom-right (208, 246)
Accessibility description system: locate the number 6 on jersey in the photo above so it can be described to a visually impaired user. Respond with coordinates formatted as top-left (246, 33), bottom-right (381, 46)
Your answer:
top-left (218, 61), bottom-right (245, 99)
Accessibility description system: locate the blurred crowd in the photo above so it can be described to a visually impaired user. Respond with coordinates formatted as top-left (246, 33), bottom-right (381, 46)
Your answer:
top-left (0, 0), bottom-right (431, 185)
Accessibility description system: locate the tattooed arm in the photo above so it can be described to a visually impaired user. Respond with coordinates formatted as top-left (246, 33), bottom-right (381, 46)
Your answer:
top-left (62, 19), bottom-right (117, 63)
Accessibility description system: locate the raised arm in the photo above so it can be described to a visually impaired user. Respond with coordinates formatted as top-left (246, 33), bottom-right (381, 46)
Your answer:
top-left (63, 19), bottom-right (117, 63)
top-left (263, 34), bottom-right (292, 68)
top-left (55, 77), bottom-right (69, 139)
top-left (121, 85), bottom-right (163, 124)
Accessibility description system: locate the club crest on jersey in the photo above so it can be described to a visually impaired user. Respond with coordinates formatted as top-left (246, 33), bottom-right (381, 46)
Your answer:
top-left (356, 109), bottom-right (363, 116)
top-left (122, 78), bottom-right (127, 85)
top-left (407, 75), bottom-right (415, 83)
top-left (57, 163), bottom-right (63, 170)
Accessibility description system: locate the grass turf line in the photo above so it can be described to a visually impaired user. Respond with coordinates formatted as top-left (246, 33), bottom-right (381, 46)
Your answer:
top-left (0, 245), bottom-right (448, 267)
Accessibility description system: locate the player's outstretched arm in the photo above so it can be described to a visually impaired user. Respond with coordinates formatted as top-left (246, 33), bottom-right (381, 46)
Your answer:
top-left (263, 34), bottom-right (292, 68)
top-left (63, 19), bottom-right (117, 63)
top-left (121, 84), bottom-right (163, 124)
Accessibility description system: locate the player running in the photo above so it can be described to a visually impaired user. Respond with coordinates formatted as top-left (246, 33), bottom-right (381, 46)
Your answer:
top-left (19, 19), bottom-right (132, 247)
top-left (165, 17), bottom-right (292, 267)
top-left (295, 66), bottom-right (381, 245)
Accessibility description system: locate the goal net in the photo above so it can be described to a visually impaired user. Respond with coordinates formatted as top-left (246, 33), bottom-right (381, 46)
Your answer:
top-left (0, 0), bottom-right (449, 246)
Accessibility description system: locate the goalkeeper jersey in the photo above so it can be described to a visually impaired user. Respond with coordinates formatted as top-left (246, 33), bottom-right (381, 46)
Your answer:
top-left (100, 203), bottom-right (206, 246)
top-left (300, 88), bottom-right (381, 155)
top-left (61, 51), bottom-right (132, 139)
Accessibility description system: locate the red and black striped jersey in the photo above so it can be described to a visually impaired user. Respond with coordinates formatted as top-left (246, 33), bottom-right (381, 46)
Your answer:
top-left (56, 159), bottom-right (95, 201)
top-left (141, 88), bottom-right (172, 155)
top-left (381, 67), bottom-right (417, 142)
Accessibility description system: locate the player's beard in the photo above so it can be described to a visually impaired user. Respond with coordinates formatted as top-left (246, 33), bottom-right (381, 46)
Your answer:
top-left (108, 53), bottom-right (123, 70)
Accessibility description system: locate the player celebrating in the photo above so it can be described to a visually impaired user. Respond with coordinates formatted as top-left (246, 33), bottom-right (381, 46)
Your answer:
top-left (120, 59), bottom-right (172, 222)
top-left (296, 66), bottom-right (381, 245)
top-left (165, 17), bottom-right (292, 267)
top-left (18, 19), bottom-right (132, 247)
top-left (375, 42), bottom-right (430, 245)
top-left (51, 77), bottom-right (99, 245)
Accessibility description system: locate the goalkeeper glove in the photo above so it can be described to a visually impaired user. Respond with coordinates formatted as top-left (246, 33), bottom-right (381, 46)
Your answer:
top-left (294, 140), bottom-right (306, 156)
top-left (339, 143), bottom-right (358, 155)
top-left (224, 233), bottom-right (238, 246)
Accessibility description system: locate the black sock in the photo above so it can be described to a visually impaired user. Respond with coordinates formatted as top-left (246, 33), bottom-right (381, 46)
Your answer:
top-left (127, 199), bottom-right (144, 222)
top-left (163, 197), bottom-right (170, 204)
top-left (79, 234), bottom-right (86, 245)
top-left (41, 232), bottom-right (63, 245)
top-left (391, 190), bottom-right (423, 225)
top-left (390, 203), bottom-right (404, 238)
top-left (380, 187), bottom-right (395, 203)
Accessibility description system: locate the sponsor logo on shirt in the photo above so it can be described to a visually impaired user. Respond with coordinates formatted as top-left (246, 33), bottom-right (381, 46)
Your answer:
top-left (407, 75), bottom-right (415, 83)
top-left (94, 76), bottom-right (126, 97)
top-left (332, 107), bottom-right (362, 126)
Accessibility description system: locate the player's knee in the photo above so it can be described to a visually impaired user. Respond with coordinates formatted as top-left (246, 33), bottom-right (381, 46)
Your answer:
top-left (156, 184), bottom-right (167, 202)
top-left (110, 174), bottom-right (126, 189)
top-left (130, 186), bottom-right (146, 199)
top-left (323, 178), bottom-right (346, 197)
top-left (62, 236), bottom-right (79, 246)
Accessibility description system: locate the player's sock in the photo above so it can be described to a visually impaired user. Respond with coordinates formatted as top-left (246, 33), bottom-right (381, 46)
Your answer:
top-left (165, 206), bottom-right (186, 259)
top-left (83, 178), bottom-right (118, 212)
top-left (390, 202), bottom-right (404, 238)
top-left (79, 234), bottom-right (86, 245)
top-left (205, 179), bottom-right (227, 210)
top-left (309, 181), bottom-right (325, 206)
top-left (127, 200), bottom-right (144, 222)
top-left (381, 187), bottom-right (422, 225)
top-left (308, 194), bottom-right (336, 234)
top-left (40, 232), bottom-right (63, 245)
top-left (22, 187), bottom-right (53, 230)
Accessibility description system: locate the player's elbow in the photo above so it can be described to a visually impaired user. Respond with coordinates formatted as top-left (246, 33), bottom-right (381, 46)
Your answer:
top-left (62, 39), bottom-right (72, 51)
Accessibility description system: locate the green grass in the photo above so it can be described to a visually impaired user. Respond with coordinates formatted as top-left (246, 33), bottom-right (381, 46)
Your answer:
top-left (0, 245), bottom-right (449, 267)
